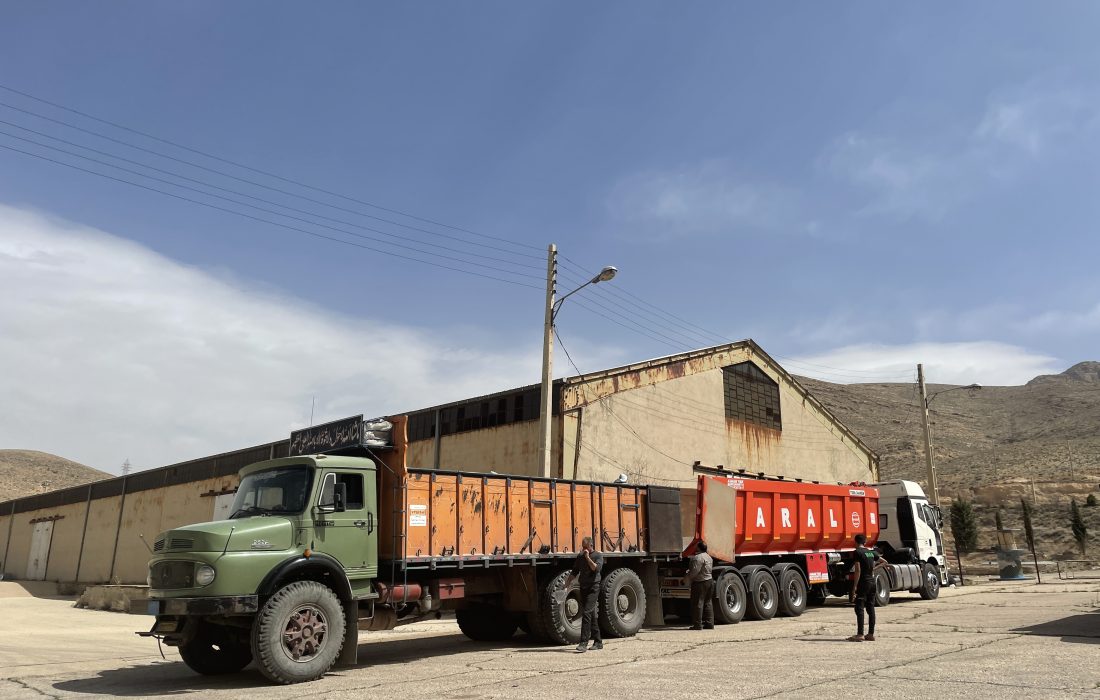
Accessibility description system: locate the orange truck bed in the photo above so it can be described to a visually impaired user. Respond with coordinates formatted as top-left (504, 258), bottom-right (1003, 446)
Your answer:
top-left (375, 417), bottom-right (679, 568)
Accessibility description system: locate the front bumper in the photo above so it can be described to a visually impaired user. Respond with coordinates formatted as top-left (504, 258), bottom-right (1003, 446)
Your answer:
top-left (144, 594), bottom-right (259, 617)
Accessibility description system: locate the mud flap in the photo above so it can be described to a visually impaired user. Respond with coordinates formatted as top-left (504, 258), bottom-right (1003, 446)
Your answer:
top-left (641, 562), bottom-right (665, 626)
top-left (337, 600), bottom-right (359, 667)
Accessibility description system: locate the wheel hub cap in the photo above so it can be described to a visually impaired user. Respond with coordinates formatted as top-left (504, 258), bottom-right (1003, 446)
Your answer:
top-left (283, 606), bottom-right (327, 662)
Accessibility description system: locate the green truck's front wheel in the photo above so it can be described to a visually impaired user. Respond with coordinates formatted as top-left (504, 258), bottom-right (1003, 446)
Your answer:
top-left (178, 621), bottom-right (253, 675)
top-left (252, 581), bottom-right (346, 684)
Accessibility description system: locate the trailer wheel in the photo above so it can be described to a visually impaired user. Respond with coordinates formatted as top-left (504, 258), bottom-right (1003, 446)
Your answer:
top-left (178, 620), bottom-right (253, 675)
top-left (251, 581), bottom-right (345, 684)
top-left (777, 569), bottom-right (807, 617)
top-left (456, 605), bottom-right (518, 642)
top-left (919, 563), bottom-right (941, 600)
top-left (537, 570), bottom-right (583, 645)
top-left (745, 570), bottom-right (779, 620)
top-left (714, 572), bottom-right (746, 624)
top-left (598, 567), bottom-right (645, 638)
top-left (874, 570), bottom-right (891, 607)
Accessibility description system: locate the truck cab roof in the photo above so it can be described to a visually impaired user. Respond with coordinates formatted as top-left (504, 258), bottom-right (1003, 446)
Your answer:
top-left (238, 454), bottom-right (378, 478)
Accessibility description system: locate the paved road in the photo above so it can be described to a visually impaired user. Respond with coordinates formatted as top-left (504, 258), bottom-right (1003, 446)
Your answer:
top-left (2, 580), bottom-right (1097, 699)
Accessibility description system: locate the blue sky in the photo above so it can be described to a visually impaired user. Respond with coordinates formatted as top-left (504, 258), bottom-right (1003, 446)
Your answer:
top-left (2, 3), bottom-right (1098, 470)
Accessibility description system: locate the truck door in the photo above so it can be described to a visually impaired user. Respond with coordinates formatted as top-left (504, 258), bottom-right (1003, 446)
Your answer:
top-left (896, 497), bottom-right (918, 551)
top-left (314, 469), bottom-right (378, 579)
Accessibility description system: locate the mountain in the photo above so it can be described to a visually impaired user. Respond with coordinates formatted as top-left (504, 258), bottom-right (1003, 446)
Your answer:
top-left (0, 450), bottom-right (111, 503)
top-left (800, 363), bottom-right (1100, 560)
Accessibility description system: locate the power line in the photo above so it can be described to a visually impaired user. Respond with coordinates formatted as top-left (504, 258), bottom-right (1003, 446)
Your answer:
top-left (0, 142), bottom-right (543, 290)
top-left (0, 114), bottom-right (545, 271)
top-left (0, 128), bottom-right (542, 280)
top-left (0, 83), bottom-right (543, 255)
top-left (0, 99), bottom-right (543, 263)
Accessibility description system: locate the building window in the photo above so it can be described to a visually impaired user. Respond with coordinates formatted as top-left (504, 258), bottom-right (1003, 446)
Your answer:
top-left (722, 361), bottom-right (782, 431)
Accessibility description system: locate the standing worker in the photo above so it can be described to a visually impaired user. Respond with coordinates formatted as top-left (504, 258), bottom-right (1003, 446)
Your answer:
top-left (563, 536), bottom-right (604, 652)
top-left (685, 540), bottom-right (714, 630)
top-left (848, 533), bottom-right (891, 641)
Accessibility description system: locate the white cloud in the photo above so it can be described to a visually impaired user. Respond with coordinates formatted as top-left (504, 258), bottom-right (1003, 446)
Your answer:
top-left (824, 81), bottom-right (1099, 221)
top-left (788, 341), bottom-right (1062, 386)
top-left (606, 160), bottom-right (796, 238)
top-left (0, 204), bottom-right (577, 473)
top-left (1017, 302), bottom-right (1100, 335)
top-left (976, 85), bottom-right (1097, 156)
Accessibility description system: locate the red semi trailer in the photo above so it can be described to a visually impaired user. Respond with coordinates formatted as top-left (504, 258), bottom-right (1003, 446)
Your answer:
top-left (661, 472), bottom-right (946, 623)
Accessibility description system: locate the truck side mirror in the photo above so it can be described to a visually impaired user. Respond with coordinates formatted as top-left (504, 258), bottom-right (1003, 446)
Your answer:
top-left (332, 482), bottom-right (347, 513)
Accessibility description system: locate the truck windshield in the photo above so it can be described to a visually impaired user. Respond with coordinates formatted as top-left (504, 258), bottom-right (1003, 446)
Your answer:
top-left (229, 466), bottom-right (313, 518)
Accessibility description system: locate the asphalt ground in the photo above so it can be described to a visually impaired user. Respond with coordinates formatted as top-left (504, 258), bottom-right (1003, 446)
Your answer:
top-left (1, 580), bottom-right (1097, 699)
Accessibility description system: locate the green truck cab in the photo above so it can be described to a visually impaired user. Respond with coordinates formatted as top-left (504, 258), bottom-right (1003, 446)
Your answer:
top-left (143, 454), bottom-right (379, 683)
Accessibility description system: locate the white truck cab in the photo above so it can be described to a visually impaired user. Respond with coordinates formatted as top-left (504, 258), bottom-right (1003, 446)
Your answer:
top-left (874, 480), bottom-right (949, 593)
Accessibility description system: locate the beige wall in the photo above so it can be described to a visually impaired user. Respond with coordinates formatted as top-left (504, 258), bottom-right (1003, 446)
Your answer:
top-left (567, 368), bottom-right (873, 485)
top-left (407, 419), bottom-right (563, 477)
top-left (0, 512), bottom-right (13, 576)
top-left (4, 513), bottom-right (34, 579)
top-left (44, 501), bottom-right (90, 582)
top-left (77, 496), bottom-right (122, 582)
top-left (554, 345), bottom-right (875, 486)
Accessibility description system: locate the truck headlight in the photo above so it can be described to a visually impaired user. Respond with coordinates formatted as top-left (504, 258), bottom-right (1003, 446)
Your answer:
top-left (195, 564), bottom-right (216, 587)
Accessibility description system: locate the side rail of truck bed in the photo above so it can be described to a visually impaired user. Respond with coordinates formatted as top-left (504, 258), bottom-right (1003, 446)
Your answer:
top-left (382, 469), bottom-right (684, 571)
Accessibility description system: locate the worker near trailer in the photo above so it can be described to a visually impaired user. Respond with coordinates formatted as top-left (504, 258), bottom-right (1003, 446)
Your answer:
top-left (564, 536), bottom-right (604, 652)
top-left (848, 533), bottom-right (891, 642)
top-left (684, 540), bottom-right (715, 630)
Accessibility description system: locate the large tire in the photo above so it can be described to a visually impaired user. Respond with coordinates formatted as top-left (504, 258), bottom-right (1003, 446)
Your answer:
top-left (536, 569), bottom-right (582, 645)
top-left (456, 605), bottom-right (518, 642)
top-left (874, 570), bottom-right (891, 607)
top-left (777, 569), bottom-right (807, 617)
top-left (178, 621), bottom-right (252, 675)
top-left (713, 572), bottom-right (746, 624)
top-left (919, 563), bottom-right (941, 600)
top-left (251, 581), bottom-right (346, 684)
top-left (745, 569), bottom-right (779, 621)
top-left (598, 567), bottom-right (645, 638)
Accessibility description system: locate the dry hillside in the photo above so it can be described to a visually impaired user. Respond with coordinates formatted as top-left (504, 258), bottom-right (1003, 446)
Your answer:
top-left (0, 450), bottom-right (111, 502)
top-left (801, 361), bottom-right (1100, 561)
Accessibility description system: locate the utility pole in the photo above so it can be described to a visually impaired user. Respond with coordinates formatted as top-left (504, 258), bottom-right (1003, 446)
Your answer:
top-left (918, 363), bottom-right (940, 506)
top-left (538, 244), bottom-right (557, 479)
top-left (121, 458), bottom-right (131, 476)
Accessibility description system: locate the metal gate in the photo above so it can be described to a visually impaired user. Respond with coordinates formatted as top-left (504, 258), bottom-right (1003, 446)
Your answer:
top-left (26, 521), bottom-right (54, 580)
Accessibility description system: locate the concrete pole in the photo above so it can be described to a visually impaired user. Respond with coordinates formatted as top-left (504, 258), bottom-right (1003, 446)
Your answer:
top-left (918, 363), bottom-right (940, 506)
top-left (538, 243), bottom-right (557, 479)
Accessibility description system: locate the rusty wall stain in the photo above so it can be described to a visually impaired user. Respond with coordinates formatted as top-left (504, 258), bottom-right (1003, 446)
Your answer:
top-left (726, 419), bottom-right (781, 463)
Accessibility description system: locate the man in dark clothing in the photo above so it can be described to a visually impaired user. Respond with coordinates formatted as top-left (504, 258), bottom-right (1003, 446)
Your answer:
top-left (685, 540), bottom-right (715, 630)
top-left (848, 533), bottom-right (891, 642)
top-left (564, 536), bottom-right (604, 652)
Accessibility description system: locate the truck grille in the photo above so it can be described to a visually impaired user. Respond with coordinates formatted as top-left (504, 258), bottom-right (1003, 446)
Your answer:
top-left (153, 537), bottom-right (165, 552)
top-left (168, 538), bottom-right (194, 550)
top-left (149, 561), bottom-right (195, 589)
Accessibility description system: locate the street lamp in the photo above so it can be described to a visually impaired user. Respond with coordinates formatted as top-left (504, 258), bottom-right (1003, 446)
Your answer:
top-left (538, 243), bottom-right (617, 478)
top-left (918, 363), bottom-right (981, 506)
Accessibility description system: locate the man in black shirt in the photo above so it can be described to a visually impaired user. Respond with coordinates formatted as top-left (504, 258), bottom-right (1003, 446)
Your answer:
top-left (848, 533), bottom-right (891, 641)
top-left (564, 536), bottom-right (604, 652)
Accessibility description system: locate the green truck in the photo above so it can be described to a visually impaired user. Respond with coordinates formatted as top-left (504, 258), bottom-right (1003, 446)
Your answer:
top-left (142, 415), bottom-right (679, 683)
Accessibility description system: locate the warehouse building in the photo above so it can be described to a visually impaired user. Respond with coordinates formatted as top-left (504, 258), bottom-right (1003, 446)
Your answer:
top-left (0, 340), bottom-right (877, 585)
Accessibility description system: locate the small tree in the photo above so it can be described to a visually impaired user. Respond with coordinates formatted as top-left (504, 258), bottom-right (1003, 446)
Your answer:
top-left (951, 496), bottom-right (979, 554)
top-left (1087, 493), bottom-right (1097, 507)
top-left (1020, 499), bottom-right (1036, 552)
top-left (1021, 498), bottom-right (1040, 583)
top-left (1070, 499), bottom-right (1088, 555)
top-left (994, 508), bottom-right (1004, 531)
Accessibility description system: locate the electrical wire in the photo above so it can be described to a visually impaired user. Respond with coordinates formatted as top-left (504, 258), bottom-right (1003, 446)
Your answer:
top-left (0, 83), bottom-right (544, 255)
top-left (0, 128), bottom-right (543, 280)
top-left (0, 142), bottom-right (544, 290)
top-left (0, 99), bottom-right (543, 263)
